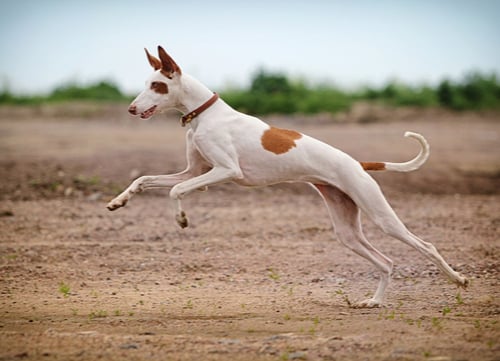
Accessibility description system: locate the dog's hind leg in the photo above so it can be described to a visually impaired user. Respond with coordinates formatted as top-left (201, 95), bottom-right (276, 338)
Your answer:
top-left (314, 184), bottom-right (394, 308)
top-left (344, 173), bottom-right (469, 289)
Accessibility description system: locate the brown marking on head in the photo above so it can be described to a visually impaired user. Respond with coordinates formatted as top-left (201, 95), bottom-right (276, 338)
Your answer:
top-left (145, 48), bottom-right (161, 70)
top-left (360, 162), bottom-right (386, 171)
top-left (150, 81), bottom-right (168, 94)
top-left (261, 127), bottom-right (302, 155)
top-left (157, 46), bottom-right (182, 79)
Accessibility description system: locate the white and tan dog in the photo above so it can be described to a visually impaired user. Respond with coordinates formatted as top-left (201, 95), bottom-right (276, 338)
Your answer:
top-left (107, 46), bottom-right (468, 307)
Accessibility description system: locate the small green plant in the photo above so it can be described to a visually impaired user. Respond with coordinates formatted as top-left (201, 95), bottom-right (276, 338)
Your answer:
top-left (385, 310), bottom-right (396, 320)
top-left (74, 175), bottom-right (101, 186)
top-left (474, 320), bottom-right (481, 329)
top-left (308, 325), bottom-right (316, 335)
top-left (431, 317), bottom-right (443, 330)
top-left (280, 351), bottom-right (290, 361)
top-left (184, 299), bottom-right (193, 309)
top-left (88, 310), bottom-right (108, 319)
top-left (455, 292), bottom-right (464, 305)
top-left (59, 282), bottom-right (70, 297)
top-left (268, 268), bottom-right (280, 281)
top-left (114, 310), bottom-right (122, 316)
top-left (442, 306), bottom-right (452, 316)
top-left (283, 313), bottom-right (291, 321)
top-left (405, 318), bottom-right (415, 326)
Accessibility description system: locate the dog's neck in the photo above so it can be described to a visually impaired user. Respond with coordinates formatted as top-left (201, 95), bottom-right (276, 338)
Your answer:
top-left (177, 74), bottom-right (216, 119)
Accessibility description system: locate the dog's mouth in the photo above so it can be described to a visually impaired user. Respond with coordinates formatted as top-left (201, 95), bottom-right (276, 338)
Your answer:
top-left (140, 105), bottom-right (157, 119)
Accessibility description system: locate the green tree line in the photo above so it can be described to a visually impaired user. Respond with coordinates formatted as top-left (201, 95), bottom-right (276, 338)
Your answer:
top-left (1, 71), bottom-right (499, 114)
top-left (222, 70), bottom-right (500, 114)
top-left (0, 80), bottom-right (131, 105)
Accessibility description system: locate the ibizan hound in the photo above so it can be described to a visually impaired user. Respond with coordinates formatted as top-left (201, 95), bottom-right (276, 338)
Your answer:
top-left (107, 46), bottom-right (468, 307)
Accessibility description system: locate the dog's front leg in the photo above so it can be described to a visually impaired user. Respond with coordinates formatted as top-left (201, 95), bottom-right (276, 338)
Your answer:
top-left (170, 167), bottom-right (241, 228)
top-left (106, 172), bottom-right (193, 211)
top-left (107, 129), bottom-right (210, 211)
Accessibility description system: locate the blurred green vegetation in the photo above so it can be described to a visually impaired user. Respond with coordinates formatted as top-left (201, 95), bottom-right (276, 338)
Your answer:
top-left (222, 69), bottom-right (500, 115)
top-left (1, 71), bottom-right (499, 114)
top-left (0, 80), bottom-right (131, 105)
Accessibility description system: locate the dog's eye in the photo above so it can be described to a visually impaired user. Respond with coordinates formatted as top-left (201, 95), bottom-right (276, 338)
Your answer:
top-left (150, 81), bottom-right (168, 94)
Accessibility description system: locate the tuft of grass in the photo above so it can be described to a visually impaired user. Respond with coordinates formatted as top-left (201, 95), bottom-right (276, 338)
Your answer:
top-left (88, 310), bottom-right (108, 319)
top-left (268, 268), bottom-right (280, 281)
top-left (59, 282), bottom-right (70, 297)
top-left (455, 292), bottom-right (464, 305)
top-left (405, 318), bottom-right (415, 326)
top-left (183, 299), bottom-right (193, 309)
top-left (442, 306), bottom-right (452, 316)
top-left (385, 310), bottom-right (396, 320)
top-left (308, 325), bottom-right (316, 335)
top-left (73, 175), bottom-right (101, 187)
top-left (431, 317), bottom-right (443, 331)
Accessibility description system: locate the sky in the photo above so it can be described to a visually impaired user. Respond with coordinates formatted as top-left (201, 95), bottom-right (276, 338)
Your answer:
top-left (0, 0), bottom-right (499, 95)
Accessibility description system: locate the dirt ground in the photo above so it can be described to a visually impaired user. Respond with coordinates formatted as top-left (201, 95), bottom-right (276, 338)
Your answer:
top-left (0, 104), bottom-right (499, 361)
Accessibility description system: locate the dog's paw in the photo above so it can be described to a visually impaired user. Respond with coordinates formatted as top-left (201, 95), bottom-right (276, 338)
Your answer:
top-left (176, 211), bottom-right (189, 228)
top-left (456, 274), bottom-right (469, 289)
top-left (352, 298), bottom-right (382, 309)
top-left (106, 197), bottom-right (128, 211)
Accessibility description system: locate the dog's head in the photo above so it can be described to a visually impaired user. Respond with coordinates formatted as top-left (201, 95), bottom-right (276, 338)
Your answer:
top-left (128, 46), bottom-right (182, 119)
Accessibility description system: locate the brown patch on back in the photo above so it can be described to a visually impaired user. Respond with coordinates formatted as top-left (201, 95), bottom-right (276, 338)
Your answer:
top-left (150, 81), bottom-right (168, 94)
top-left (360, 162), bottom-right (386, 171)
top-left (261, 127), bottom-right (302, 155)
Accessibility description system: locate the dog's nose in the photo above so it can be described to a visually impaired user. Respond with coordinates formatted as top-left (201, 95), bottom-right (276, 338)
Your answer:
top-left (128, 105), bottom-right (137, 115)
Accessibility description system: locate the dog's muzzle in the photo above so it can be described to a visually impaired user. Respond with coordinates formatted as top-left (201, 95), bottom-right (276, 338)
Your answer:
top-left (140, 105), bottom-right (157, 119)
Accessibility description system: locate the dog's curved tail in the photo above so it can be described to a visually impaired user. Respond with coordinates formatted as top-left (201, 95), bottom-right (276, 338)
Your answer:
top-left (360, 131), bottom-right (430, 172)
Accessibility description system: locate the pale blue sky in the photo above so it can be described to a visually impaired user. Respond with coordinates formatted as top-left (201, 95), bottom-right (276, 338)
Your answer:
top-left (0, 0), bottom-right (499, 95)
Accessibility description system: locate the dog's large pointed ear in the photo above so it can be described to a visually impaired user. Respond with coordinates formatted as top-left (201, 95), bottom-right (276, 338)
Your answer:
top-left (145, 48), bottom-right (162, 71)
top-left (158, 46), bottom-right (182, 78)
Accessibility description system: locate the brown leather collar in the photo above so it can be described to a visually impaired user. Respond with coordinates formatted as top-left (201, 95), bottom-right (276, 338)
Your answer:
top-left (181, 92), bottom-right (219, 126)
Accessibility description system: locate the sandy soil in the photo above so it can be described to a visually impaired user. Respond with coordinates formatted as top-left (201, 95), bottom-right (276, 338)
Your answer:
top-left (0, 105), bottom-right (499, 360)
